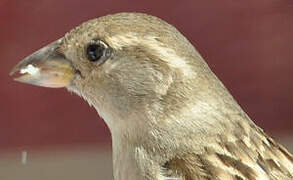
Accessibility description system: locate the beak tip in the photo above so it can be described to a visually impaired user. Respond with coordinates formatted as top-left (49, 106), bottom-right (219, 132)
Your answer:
top-left (9, 60), bottom-right (27, 77)
top-left (9, 67), bottom-right (18, 76)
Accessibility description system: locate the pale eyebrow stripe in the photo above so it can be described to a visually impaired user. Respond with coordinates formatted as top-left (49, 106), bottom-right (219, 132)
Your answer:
top-left (109, 34), bottom-right (195, 77)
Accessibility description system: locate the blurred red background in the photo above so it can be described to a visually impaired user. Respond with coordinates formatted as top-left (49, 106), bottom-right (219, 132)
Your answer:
top-left (1, 0), bottom-right (293, 150)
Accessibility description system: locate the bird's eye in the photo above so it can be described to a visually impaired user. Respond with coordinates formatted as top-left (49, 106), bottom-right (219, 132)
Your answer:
top-left (85, 39), bottom-right (112, 64)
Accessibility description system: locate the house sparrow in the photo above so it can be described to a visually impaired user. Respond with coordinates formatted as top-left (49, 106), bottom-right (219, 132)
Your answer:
top-left (10, 13), bottom-right (293, 180)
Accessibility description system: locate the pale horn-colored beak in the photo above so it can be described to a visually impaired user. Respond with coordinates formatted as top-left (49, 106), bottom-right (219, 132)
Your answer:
top-left (10, 39), bottom-right (76, 88)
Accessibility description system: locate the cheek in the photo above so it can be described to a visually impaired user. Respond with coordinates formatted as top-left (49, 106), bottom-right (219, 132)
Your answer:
top-left (107, 65), bottom-right (161, 98)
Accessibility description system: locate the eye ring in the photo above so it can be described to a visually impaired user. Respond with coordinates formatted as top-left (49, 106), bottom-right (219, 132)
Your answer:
top-left (85, 39), bottom-right (112, 64)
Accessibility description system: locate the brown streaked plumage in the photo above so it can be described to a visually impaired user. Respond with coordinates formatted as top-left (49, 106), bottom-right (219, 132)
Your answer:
top-left (10, 13), bottom-right (293, 180)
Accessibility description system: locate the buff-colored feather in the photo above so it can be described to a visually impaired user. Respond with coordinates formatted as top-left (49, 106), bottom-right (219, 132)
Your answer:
top-left (11, 13), bottom-right (293, 180)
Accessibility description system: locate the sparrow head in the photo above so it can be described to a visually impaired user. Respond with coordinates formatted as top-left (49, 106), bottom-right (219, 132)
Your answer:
top-left (10, 13), bottom-right (236, 134)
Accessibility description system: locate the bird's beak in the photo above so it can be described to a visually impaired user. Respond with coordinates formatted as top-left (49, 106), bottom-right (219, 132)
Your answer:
top-left (10, 39), bottom-right (76, 88)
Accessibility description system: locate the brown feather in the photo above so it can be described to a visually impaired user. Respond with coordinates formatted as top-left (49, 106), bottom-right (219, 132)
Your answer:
top-left (164, 125), bottom-right (293, 180)
top-left (11, 12), bottom-right (293, 180)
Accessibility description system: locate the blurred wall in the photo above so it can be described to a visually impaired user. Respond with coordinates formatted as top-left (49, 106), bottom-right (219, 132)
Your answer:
top-left (1, 0), bottom-right (293, 150)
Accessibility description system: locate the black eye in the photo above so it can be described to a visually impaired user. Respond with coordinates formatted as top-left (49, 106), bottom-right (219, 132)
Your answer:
top-left (85, 39), bottom-right (112, 64)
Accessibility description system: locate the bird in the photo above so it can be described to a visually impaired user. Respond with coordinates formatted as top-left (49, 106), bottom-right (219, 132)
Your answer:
top-left (10, 12), bottom-right (293, 180)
